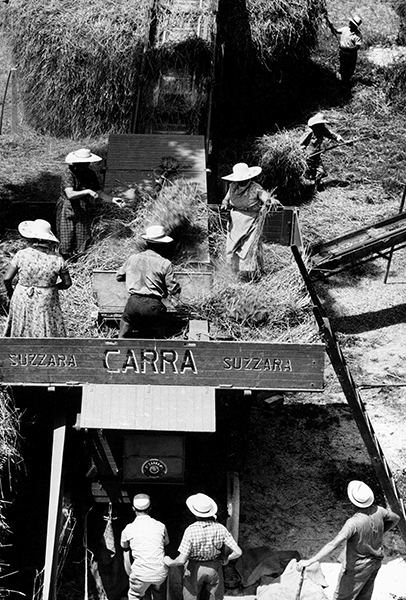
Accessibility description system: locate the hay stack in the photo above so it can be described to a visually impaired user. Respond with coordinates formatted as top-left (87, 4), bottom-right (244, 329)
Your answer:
top-left (5, 0), bottom-right (151, 137)
top-left (246, 0), bottom-right (326, 65)
top-left (4, 0), bottom-right (216, 137)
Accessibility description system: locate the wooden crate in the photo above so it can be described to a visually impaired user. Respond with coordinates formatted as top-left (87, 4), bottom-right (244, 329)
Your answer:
top-left (123, 433), bottom-right (185, 483)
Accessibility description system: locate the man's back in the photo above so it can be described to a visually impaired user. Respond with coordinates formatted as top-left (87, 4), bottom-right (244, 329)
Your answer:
top-left (339, 505), bottom-right (390, 568)
top-left (118, 248), bottom-right (178, 298)
top-left (121, 514), bottom-right (168, 581)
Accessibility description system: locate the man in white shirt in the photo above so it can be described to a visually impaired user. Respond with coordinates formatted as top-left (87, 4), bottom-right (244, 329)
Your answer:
top-left (327, 14), bottom-right (362, 85)
top-left (121, 494), bottom-right (170, 600)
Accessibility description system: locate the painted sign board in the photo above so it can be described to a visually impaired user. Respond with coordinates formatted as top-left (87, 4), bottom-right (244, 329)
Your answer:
top-left (0, 338), bottom-right (324, 390)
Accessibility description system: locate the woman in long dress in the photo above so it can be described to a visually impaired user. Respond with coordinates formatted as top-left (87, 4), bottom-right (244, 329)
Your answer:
top-left (3, 219), bottom-right (72, 337)
top-left (221, 162), bottom-right (281, 280)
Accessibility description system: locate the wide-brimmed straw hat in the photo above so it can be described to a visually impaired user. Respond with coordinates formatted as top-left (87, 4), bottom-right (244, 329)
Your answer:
top-left (141, 225), bottom-right (173, 243)
top-left (308, 112), bottom-right (330, 128)
top-left (222, 162), bottom-right (262, 182)
top-left (349, 14), bottom-right (362, 28)
top-left (347, 480), bottom-right (374, 508)
top-left (18, 219), bottom-right (59, 243)
top-left (65, 148), bottom-right (102, 164)
top-left (133, 493), bottom-right (151, 510)
top-left (186, 493), bottom-right (218, 518)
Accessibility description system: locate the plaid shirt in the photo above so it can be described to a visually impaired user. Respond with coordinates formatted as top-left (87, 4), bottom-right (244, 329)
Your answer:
top-left (178, 520), bottom-right (239, 562)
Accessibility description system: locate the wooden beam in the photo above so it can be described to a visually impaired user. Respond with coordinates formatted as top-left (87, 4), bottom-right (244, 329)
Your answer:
top-left (42, 402), bottom-right (67, 600)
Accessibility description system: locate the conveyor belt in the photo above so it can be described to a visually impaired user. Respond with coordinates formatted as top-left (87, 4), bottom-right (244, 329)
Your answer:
top-left (310, 211), bottom-right (406, 276)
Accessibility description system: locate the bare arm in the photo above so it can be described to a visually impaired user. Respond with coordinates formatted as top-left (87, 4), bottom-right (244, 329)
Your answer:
top-left (4, 263), bottom-right (18, 298)
top-left (164, 552), bottom-right (188, 567)
top-left (57, 269), bottom-right (72, 290)
top-left (64, 186), bottom-right (98, 200)
top-left (384, 510), bottom-right (400, 533)
top-left (122, 547), bottom-right (132, 576)
top-left (297, 531), bottom-right (347, 569)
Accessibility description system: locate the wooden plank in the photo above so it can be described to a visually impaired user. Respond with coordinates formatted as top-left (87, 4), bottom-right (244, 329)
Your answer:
top-left (0, 338), bottom-right (325, 390)
top-left (42, 404), bottom-right (66, 600)
top-left (80, 384), bottom-right (216, 431)
top-left (104, 134), bottom-right (207, 192)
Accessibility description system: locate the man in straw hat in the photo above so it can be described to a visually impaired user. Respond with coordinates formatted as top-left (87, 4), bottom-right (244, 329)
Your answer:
top-left (121, 493), bottom-right (170, 600)
top-left (116, 224), bottom-right (181, 338)
top-left (300, 112), bottom-right (345, 190)
top-left (297, 480), bottom-right (399, 599)
top-left (221, 162), bottom-right (281, 281)
top-left (326, 13), bottom-right (363, 85)
top-left (56, 147), bottom-right (115, 259)
top-left (164, 492), bottom-right (242, 600)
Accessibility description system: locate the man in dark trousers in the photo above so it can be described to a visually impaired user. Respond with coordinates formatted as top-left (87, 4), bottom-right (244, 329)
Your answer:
top-left (327, 14), bottom-right (363, 85)
top-left (300, 112), bottom-right (345, 189)
top-left (297, 480), bottom-right (400, 600)
top-left (121, 493), bottom-right (170, 600)
top-left (116, 224), bottom-right (181, 338)
top-left (164, 493), bottom-right (242, 600)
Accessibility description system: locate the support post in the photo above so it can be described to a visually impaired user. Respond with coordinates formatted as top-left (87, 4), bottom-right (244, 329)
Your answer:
top-left (10, 67), bottom-right (18, 134)
top-left (384, 182), bottom-right (406, 283)
top-left (42, 402), bottom-right (67, 600)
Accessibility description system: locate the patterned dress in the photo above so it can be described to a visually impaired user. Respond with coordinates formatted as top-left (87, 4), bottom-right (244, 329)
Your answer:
top-left (4, 246), bottom-right (68, 337)
top-left (56, 166), bottom-right (100, 256)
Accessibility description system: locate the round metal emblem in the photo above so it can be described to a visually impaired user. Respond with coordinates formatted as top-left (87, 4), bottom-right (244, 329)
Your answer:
top-left (141, 458), bottom-right (168, 479)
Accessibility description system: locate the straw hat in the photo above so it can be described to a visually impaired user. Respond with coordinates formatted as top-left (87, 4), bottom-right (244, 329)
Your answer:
top-left (133, 493), bottom-right (151, 510)
top-left (222, 162), bottom-right (262, 182)
top-left (347, 480), bottom-right (374, 508)
top-left (308, 113), bottom-right (330, 128)
top-left (186, 493), bottom-right (218, 518)
top-left (65, 148), bottom-right (102, 164)
top-left (141, 225), bottom-right (173, 243)
top-left (18, 219), bottom-right (59, 243)
top-left (349, 14), bottom-right (362, 28)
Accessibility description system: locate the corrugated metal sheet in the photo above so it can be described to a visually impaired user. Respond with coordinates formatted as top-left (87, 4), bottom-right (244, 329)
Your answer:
top-left (80, 384), bottom-right (215, 432)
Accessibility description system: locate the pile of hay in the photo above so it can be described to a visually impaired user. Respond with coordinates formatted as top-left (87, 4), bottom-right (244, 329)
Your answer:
top-left (0, 387), bottom-right (20, 534)
top-left (4, 0), bottom-right (215, 137)
top-left (5, 0), bottom-right (151, 137)
top-left (246, 0), bottom-right (326, 65)
top-left (256, 130), bottom-right (308, 205)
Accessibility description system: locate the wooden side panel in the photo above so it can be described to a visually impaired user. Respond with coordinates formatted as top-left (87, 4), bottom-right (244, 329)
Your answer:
top-left (80, 384), bottom-right (216, 431)
top-left (262, 208), bottom-right (296, 245)
top-left (92, 269), bottom-right (213, 315)
top-left (0, 338), bottom-right (325, 390)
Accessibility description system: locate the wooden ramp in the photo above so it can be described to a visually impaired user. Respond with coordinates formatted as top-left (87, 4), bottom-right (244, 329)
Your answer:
top-left (104, 133), bottom-right (207, 194)
top-left (310, 211), bottom-right (406, 276)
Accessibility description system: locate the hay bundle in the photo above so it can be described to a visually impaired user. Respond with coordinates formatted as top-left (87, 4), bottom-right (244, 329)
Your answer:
top-left (0, 387), bottom-right (20, 534)
top-left (5, 0), bottom-right (151, 137)
top-left (246, 0), bottom-right (326, 65)
top-left (257, 131), bottom-right (307, 205)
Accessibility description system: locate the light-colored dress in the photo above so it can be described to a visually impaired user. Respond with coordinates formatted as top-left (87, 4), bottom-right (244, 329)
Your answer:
top-left (4, 246), bottom-right (68, 337)
top-left (224, 180), bottom-right (267, 273)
